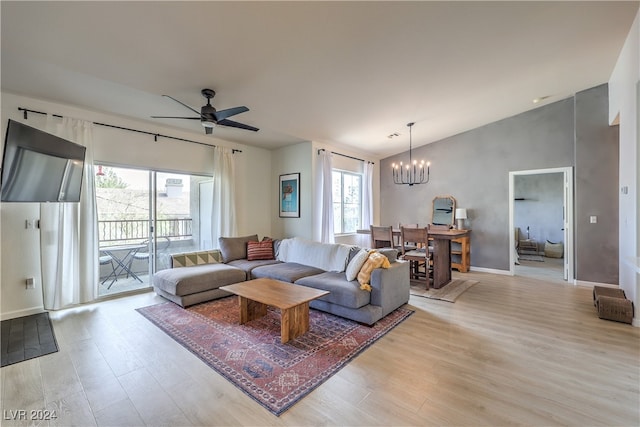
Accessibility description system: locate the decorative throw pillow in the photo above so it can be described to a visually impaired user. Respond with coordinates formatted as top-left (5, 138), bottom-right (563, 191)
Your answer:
top-left (171, 250), bottom-right (219, 268)
top-left (377, 248), bottom-right (398, 263)
top-left (357, 250), bottom-right (391, 290)
top-left (218, 234), bottom-right (259, 262)
top-left (345, 249), bottom-right (369, 281)
top-left (247, 240), bottom-right (275, 261)
top-left (272, 239), bottom-right (282, 258)
top-left (346, 245), bottom-right (362, 264)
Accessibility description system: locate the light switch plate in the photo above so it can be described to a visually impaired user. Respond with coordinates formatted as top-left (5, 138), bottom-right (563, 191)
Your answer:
top-left (590, 216), bottom-right (597, 224)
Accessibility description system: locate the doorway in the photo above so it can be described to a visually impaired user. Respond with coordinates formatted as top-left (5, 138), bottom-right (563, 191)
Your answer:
top-left (509, 167), bottom-right (574, 282)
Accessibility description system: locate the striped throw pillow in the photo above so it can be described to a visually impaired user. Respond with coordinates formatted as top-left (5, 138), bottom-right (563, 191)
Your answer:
top-left (247, 240), bottom-right (275, 261)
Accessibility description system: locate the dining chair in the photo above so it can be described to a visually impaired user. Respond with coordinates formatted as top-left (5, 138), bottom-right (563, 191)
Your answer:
top-left (370, 225), bottom-right (395, 249)
top-left (400, 226), bottom-right (432, 289)
top-left (397, 223), bottom-right (419, 251)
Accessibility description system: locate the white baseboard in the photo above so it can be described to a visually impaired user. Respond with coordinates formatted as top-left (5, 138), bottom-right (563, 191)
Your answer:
top-left (0, 306), bottom-right (45, 321)
top-left (470, 266), bottom-right (511, 275)
top-left (574, 280), bottom-right (618, 288)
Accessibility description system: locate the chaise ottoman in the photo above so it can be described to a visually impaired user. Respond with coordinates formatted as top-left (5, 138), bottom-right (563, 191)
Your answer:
top-left (152, 250), bottom-right (246, 307)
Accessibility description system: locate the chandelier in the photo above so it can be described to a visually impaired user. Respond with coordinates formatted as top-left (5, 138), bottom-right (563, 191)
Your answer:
top-left (391, 122), bottom-right (430, 186)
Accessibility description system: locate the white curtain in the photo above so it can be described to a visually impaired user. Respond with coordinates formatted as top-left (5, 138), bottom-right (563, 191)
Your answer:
top-left (362, 161), bottom-right (374, 229)
top-left (317, 150), bottom-right (334, 243)
top-left (41, 116), bottom-right (98, 310)
top-left (359, 161), bottom-right (374, 248)
top-left (211, 146), bottom-right (237, 243)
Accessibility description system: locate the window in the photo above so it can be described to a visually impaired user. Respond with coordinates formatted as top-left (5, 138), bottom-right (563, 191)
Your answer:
top-left (332, 170), bottom-right (362, 234)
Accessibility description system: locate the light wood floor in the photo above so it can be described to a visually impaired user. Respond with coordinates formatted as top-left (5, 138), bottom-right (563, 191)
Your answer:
top-left (2, 271), bottom-right (639, 426)
top-left (516, 257), bottom-right (565, 283)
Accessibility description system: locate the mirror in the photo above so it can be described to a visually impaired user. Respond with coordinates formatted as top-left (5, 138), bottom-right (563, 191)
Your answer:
top-left (432, 195), bottom-right (456, 226)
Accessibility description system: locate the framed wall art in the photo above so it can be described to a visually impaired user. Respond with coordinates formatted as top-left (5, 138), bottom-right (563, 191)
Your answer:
top-left (279, 173), bottom-right (300, 218)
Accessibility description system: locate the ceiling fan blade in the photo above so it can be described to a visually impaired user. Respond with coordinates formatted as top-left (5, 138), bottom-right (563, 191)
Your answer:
top-left (162, 95), bottom-right (203, 117)
top-left (217, 119), bottom-right (259, 132)
top-left (151, 116), bottom-right (201, 119)
top-left (214, 106), bottom-right (249, 121)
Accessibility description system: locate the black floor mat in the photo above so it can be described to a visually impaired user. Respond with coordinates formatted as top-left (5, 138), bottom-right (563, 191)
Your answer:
top-left (1, 312), bottom-right (58, 367)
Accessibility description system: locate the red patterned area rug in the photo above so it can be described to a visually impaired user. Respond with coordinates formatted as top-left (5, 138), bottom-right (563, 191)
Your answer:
top-left (137, 296), bottom-right (412, 416)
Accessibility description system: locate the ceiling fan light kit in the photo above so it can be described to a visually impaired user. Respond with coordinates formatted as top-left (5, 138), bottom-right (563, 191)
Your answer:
top-left (151, 88), bottom-right (259, 134)
top-left (391, 122), bottom-right (430, 186)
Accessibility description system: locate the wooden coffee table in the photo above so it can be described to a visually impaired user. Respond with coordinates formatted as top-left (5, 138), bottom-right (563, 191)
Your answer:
top-left (220, 278), bottom-right (329, 343)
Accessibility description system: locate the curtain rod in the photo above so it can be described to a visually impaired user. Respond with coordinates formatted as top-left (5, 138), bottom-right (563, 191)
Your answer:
top-left (17, 107), bottom-right (242, 153)
top-left (317, 148), bottom-right (374, 164)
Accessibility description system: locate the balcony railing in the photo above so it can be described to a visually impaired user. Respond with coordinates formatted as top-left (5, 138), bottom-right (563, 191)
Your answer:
top-left (98, 218), bottom-right (192, 245)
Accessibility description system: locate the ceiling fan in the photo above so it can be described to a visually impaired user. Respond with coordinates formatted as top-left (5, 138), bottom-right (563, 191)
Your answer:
top-left (151, 88), bottom-right (259, 134)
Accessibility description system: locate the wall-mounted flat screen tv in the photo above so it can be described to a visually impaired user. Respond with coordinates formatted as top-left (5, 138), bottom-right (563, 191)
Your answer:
top-left (1, 119), bottom-right (86, 202)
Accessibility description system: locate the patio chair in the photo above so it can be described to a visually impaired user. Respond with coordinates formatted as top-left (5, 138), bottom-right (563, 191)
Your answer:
top-left (99, 255), bottom-right (118, 287)
top-left (127, 237), bottom-right (171, 276)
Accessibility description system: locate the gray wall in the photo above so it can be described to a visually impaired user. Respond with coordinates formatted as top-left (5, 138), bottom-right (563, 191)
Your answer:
top-left (515, 173), bottom-right (564, 245)
top-left (381, 84), bottom-right (619, 283)
top-left (575, 86), bottom-right (619, 283)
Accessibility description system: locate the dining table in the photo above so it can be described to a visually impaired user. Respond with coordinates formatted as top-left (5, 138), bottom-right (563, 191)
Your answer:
top-left (357, 227), bottom-right (471, 288)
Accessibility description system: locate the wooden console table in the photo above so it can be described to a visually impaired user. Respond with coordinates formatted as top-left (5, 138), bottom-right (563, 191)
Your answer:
top-left (451, 235), bottom-right (470, 272)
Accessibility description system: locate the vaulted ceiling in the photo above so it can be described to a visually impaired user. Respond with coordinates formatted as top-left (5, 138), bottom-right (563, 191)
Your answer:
top-left (2, 1), bottom-right (638, 157)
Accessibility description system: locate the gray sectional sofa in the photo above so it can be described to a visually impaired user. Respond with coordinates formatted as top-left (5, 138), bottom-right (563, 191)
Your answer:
top-left (153, 235), bottom-right (410, 325)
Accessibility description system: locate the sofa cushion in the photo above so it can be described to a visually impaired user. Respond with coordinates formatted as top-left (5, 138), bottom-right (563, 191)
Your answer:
top-left (153, 263), bottom-right (246, 296)
top-left (226, 258), bottom-right (281, 277)
top-left (377, 248), bottom-right (398, 263)
top-left (218, 234), bottom-right (258, 262)
top-left (345, 249), bottom-right (369, 281)
top-left (277, 237), bottom-right (352, 272)
top-left (251, 262), bottom-right (325, 283)
top-left (295, 272), bottom-right (371, 309)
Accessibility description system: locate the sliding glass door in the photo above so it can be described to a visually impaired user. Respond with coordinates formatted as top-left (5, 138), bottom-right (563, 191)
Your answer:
top-left (96, 165), bottom-right (211, 297)
top-left (96, 166), bottom-right (150, 296)
top-left (153, 172), bottom-right (213, 274)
